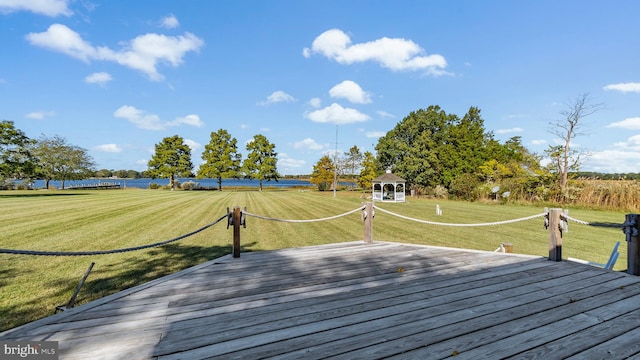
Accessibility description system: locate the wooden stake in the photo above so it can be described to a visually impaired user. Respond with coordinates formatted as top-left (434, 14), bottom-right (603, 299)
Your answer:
top-left (548, 208), bottom-right (562, 261)
top-left (233, 206), bottom-right (241, 258)
top-left (364, 202), bottom-right (373, 244)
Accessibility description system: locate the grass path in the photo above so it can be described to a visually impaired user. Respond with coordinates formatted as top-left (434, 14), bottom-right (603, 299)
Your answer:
top-left (0, 189), bottom-right (628, 331)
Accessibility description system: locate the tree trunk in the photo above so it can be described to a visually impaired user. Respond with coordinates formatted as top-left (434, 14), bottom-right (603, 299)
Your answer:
top-left (170, 174), bottom-right (175, 190)
top-left (217, 177), bottom-right (222, 191)
top-left (259, 179), bottom-right (263, 192)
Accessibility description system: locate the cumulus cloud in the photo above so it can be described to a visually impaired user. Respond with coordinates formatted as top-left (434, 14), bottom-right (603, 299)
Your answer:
top-left (168, 114), bottom-right (204, 127)
top-left (606, 117), bottom-right (640, 130)
top-left (329, 80), bottom-right (372, 104)
top-left (603, 82), bottom-right (640, 93)
top-left (309, 97), bottom-right (322, 108)
top-left (160, 14), bottom-right (179, 29)
top-left (25, 110), bottom-right (55, 119)
top-left (93, 144), bottom-right (122, 153)
top-left (85, 72), bottom-right (112, 85)
top-left (583, 148), bottom-right (640, 173)
top-left (183, 139), bottom-right (201, 152)
top-left (26, 24), bottom-right (204, 81)
top-left (114, 105), bottom-right (203, 130)
top-left (0, 0), bottom-right (72, 17)
top-left (303, 28), bottom-right (448, 75)
top-left (257, 90), bottom-right (296, 106)
top-left (293, 138), bottom-right (325, 151)
top-left (305, 103), bottom-right (370, 125)
top-left (278, 153), bottom-right (306, 170)
top-left (495, 127), bottom-right (524, 134)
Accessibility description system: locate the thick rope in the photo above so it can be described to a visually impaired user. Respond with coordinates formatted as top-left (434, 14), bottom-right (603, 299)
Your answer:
top-left (0, 214), bottom-right (228, 256)
top-left (374, 205), bottom-right (546, 227)
top-left (562, 214), bottom-right (624, 228)
top-left (243, 206), bottom-right (365, 223)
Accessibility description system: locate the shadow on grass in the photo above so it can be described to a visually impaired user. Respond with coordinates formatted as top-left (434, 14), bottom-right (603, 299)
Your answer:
top-left (0, 192), bottom-right (90, 198)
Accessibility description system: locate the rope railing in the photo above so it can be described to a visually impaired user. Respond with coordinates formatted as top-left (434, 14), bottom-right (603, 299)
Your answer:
top-left (561, 213), bottom-right (624, 228)
top-left (242, 206), bottom-right (365, 223)
top-left (373, 205), bottom-right (547, 226)
top-left (0, 213), bottom-right (228, 256)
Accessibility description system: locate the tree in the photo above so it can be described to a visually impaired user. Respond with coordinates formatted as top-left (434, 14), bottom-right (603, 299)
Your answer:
top-left (242, 134), bottom-right (279, 191)
top-left (357, 151), bottom-right (377, 190)
top-left (310, 155), bottom-right (335, 191)
top-left (197, 129), bottom-right (241, 190)
top-left (343, 145), bottom-right (363, 187)
top-left (376, 106), bottom-right (448, 189)
top-left (32, 135), bottom-right (95, 189)
top-left (0, 120), bottom-right (35, 183)
top-left (548, 93), bottom-right (604, 192)
top-left (147, 135), bottom-right (193, 190)
top-left (439, 107), bottom-right (493, 187)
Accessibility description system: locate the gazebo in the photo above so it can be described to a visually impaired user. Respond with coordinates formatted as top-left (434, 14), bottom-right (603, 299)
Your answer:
top-left (372, 170), bottom-right (406, 202)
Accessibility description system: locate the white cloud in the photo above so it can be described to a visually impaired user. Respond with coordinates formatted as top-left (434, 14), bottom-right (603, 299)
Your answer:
top-left (606, 117), bottom-right (640, 130)
top-left (25, 110), bottom-right (55, 119)
top-left (183, 139), bottom-right (201, 152)
top-left (26, 24), bottom-right (204, 81)
top-left (309, 97), bottom-right (322, 108)
top-left (257, 90), bottom-right (296, 106)
top-left (0, 0), bottom-right (72, 17)
top-left (85, 72), bottom-right (112, 85)
top-left (160, 14), bottom-right (179, 29)
top-left (93, 144), bottom-right (122, 153)
top-left (305, 103), bottom-right (370, 125)
top-left (278, 153), bottom-right (306, 170)
top-left (168, 114), bottom-right (204, 127)
top-left (329, 80), bottom-right (372, 104)
top-left (365, 131), bottom-right (386, 138)
top-left (530, 139), bottom-right (546, 145)
top-left (603, 82), bottom-right (640, 93)
top-left (583, 149), bottom-right (640, 173)
top-left (113, 105), bottom-right (203, 130)
top-left (376, 110), bottom-right (394, 118)
top-left (293, 138), bottom-right (325, 151)
top-left (303, 28), bottom-right (448, 75)
top-left (495, 127), bottom-right (524, 134)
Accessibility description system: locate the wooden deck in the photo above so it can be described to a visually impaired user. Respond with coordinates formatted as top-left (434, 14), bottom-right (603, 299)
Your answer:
top-left (3, 241), bottom-right (640, 359)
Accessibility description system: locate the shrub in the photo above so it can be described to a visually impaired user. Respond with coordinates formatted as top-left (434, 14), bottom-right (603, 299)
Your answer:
top-left (181, 181), bottom-right (197, 190)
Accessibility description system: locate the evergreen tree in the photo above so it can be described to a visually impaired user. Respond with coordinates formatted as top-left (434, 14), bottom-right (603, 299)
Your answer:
top-left (242, 134), bottom-right (279, 191)
top-left (197, 129), bottom-right (241, 190)
top-left (147, 135), bottom-right (193, 189)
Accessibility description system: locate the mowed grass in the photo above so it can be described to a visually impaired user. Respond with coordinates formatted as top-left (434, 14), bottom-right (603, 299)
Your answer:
top-left (0, 189), bottom-right (629, 331)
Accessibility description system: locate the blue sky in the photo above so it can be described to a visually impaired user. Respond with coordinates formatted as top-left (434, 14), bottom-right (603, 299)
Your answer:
top-left (1, 0), bottom-right (639, 175)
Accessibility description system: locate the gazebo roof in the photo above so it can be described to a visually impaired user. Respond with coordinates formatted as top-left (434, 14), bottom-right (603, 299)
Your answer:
top-left (373, 171), bottom-right (406, 183)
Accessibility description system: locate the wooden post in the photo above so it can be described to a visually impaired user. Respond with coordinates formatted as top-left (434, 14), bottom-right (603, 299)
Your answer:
top-left (233, 206), bottom-right (241, 258)
top-left (548, 208), bottom-right (562, 261)
top-left (625, 214), bottom-right (640, 275)
top-left (364, 202), bottom-right (373, 244)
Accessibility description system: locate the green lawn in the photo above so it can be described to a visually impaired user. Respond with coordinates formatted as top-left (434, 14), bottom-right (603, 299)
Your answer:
top-left (0, 189), bottom-right (630, 331)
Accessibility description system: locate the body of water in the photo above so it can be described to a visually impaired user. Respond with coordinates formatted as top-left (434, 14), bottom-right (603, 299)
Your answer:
top-left (23, 178), bottom-right (314, 190)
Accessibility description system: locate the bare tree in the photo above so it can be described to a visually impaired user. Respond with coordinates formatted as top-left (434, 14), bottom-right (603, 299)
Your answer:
top-left (548, 93), bottom-right (604, 192)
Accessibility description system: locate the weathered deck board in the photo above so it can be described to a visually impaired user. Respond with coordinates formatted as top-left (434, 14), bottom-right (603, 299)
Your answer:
top-left (2, 241), bottom-right (640, 359)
